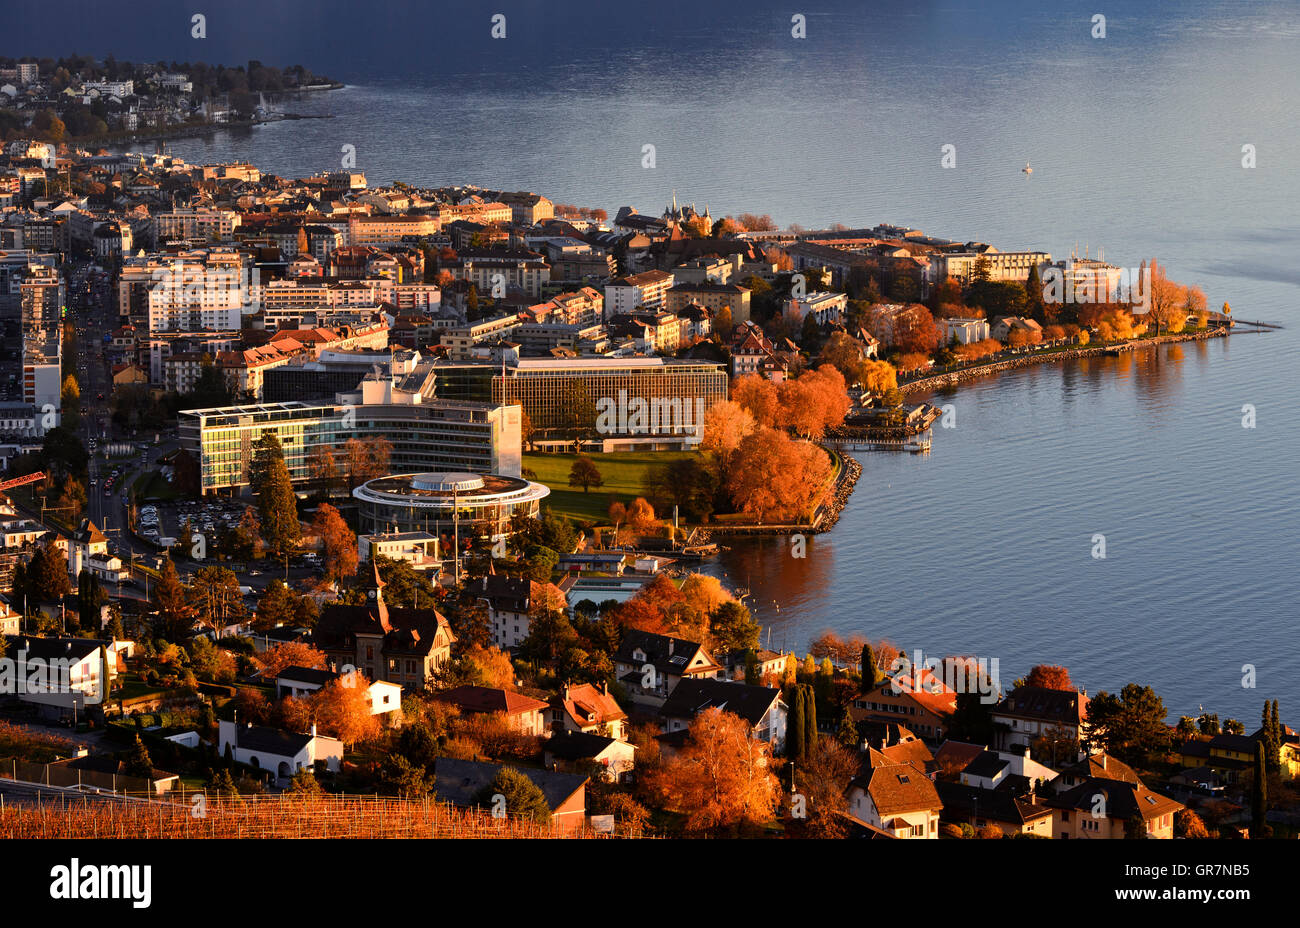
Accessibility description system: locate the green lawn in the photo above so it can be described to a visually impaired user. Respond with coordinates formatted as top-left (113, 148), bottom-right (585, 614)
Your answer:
top-left (523, 451), bottom-right (698, 524)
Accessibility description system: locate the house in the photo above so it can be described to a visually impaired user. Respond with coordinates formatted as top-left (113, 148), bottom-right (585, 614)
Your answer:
top-left (67, 519), bottom-right (109, 576)
top-left (658, 678), bottom-right (787, 752)
top-left (217, 719), bottom-right (345, 780)
top-left (845, 759), bottom-right (944, 838)
top-left (275, 665), bottom-right (404, 721)
top-left (849, 667), bottom-right (957, 742)
top-left (957, 747), bottom-right (1058, 791)
top-left (549, 681), bottom-right (627, 740)
top-left (434, 685), bottom-right (548, 736)
top-left (0, 598), bottom-right (20, 636)
top-left (0, 635), bottom-right (111, 720)
top-left (991, 685), bottom-right (1088, 756)
top-left (861, 724), bottom-right (937, 772)
top-left (313, 562), bottom-right (455, 690)
top-left (717, 647), bottom-right (789, 685)
top-left (935, 780), bottom-right (1056, 837)
top-left (613, 630), bottom-right (721, 707)
top-left (464, 573), bottom-right (566, 650)
top-left (543, 730), bottom-right (636, 782)
top-left (990, 315), bottom-right (1043, 343)
top-left (1046, 774), bottom-right (1183, 839)
top-left (432, 757), bottom-right (589, 833)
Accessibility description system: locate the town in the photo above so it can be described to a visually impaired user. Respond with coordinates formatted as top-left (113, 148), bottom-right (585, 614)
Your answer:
top-left (0, 53), bottom-right (1285, 842)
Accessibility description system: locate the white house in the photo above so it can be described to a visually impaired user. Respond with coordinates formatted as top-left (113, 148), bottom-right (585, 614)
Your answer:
top-left (845, 760), bottom-right (944, 838)
top-left (217, 719), bottom-right (344, 780)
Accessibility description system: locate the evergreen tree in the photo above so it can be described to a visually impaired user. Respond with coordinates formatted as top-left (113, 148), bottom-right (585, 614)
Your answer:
top-left (127, 735), bottom-right (154, 778)
top-left (787, 686), bottom-right (806, 761)
top-left (802, 682), bottom-right (818, 759)
top-left (743, 649), bottom-right (760, 685)
top-left (250, 432), bottom-right (300, 560)
top-left (478, 766), bottom-right (552, 825)
top-left (1270, 700), bottom-right (1282, 772)
top-left (77, 569), bottom-right (105, 632)
top-left (837, 707), bottom-right (859, 749)
top-left (1252, 741), bottom-right (1269, 838)
top-left (860, 643), bottom-right (878, 691)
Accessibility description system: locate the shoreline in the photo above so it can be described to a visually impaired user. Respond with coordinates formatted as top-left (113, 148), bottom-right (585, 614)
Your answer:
top-left (898, 327), bottom-right (1230, 397)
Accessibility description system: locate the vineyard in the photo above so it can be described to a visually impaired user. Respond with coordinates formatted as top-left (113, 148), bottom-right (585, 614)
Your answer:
top-left (0, 792), bottom-right (631, 839)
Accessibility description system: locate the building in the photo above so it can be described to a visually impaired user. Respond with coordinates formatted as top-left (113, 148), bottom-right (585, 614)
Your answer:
top-left (935, 781), bottom-right (1056, 837)
top-left (357, 531), bottom-right (440, 573)
top-left (991, 686), bottom-right (1089, 756)
top-left (462, 574), bottom-right (568, 651)
top-left (312, 564), bottom-right (455, 689)
top-left (783, 291), bottom-right (846, 327)
top-left (613, 630), bottom-right (721, 708)
top-left (931, 249), bottom-right (1052, 285)
top-left (491, 357), bottom-right (728, 451)
top-left (154, 207), bottom-right (241, 242)
top-left (434, 685), bottom-right (549, 736)
top-left (845, 759), bottom-right (944, 838)
top-left (0, 635), bottom-right (110, 719)
top-left (849, 668), bottom-right (957, 743)
top-left (549, 682), bottom-right (628, 740)
top-left (177, 397), bottom-right (521, 495)
top-left (544, 731), bottom-right (636, 782)
top-left (941, 317), bottom-right (990, 345)
top-left (448, 248), bottom-right (551, 299)
top-left (664, 281), bottom-right (751, 325)
top-left (352, 471), bottom-right (550, 541)
top-left (604, 270), bottom-right (674, 317)
top-left (1046, 758), bottom-right (1184, 839)
top-left (658, 679), bottom-right (787, 752)
top-left (432, 757), bottom-right (588, 833)
top-left (216, 719), bottom-right (344, 780)
top-left (19, 264), bottom-right (63, 427)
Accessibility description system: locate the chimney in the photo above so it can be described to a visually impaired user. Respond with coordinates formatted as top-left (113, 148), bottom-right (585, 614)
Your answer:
top-left (668, 639), bottom-right (675, 656)
top-left (1022, 744), bottom-right (1031, 759)
top-left (1101, 754), bottom-right (1107, 770)
top-left (311, 723), bottom-right (317, 738)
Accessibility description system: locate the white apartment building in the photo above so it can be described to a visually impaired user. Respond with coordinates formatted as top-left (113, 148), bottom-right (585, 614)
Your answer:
top-left (604, 270), bottom-right (674, 318)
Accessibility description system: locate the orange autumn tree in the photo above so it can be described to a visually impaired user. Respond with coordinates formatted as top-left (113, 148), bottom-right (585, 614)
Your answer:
top-left (310, 673), bottom-right (381, 746)
top-left (726, 427), bottom-right (831, 523)
top-left (312, 503), bottom-right (358, 584)
top-left (700, 399), bottom-right (756, 466)
top-left (731, 374), bottom-right (779, 428)
top-left (1025, 664), bottom-right (1074, 691)
top-left (256, 641), bottom-right (328, 680)
top-left (463, 644), bottom-right (516, 690)
top-left (648, 707), bottom-right (778, 833)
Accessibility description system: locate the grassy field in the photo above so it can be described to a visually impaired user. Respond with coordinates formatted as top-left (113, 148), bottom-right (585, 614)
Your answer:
top-left (523, 451), bottom-right (698, 524)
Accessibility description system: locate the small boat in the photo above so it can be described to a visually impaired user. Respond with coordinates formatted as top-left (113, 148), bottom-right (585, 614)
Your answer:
top-left (1022, 162), bottom-right (1033, 174)
top-left (904, 437), bottom-right (932, 453)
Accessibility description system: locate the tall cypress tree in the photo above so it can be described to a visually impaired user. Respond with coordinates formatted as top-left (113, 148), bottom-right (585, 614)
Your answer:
top-left (1252, 741), bottom-right (1269, 839)
top-left (802, 683), bottom-right (818, 759)
top-left (860, 643), bottom-right (877, 691)
top-left (1271, 700), bottom-right (1282, 770)
top-left (250, 432), bottom-right (300, 561)
top-left (787, 686), bottom-right (805, 761)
